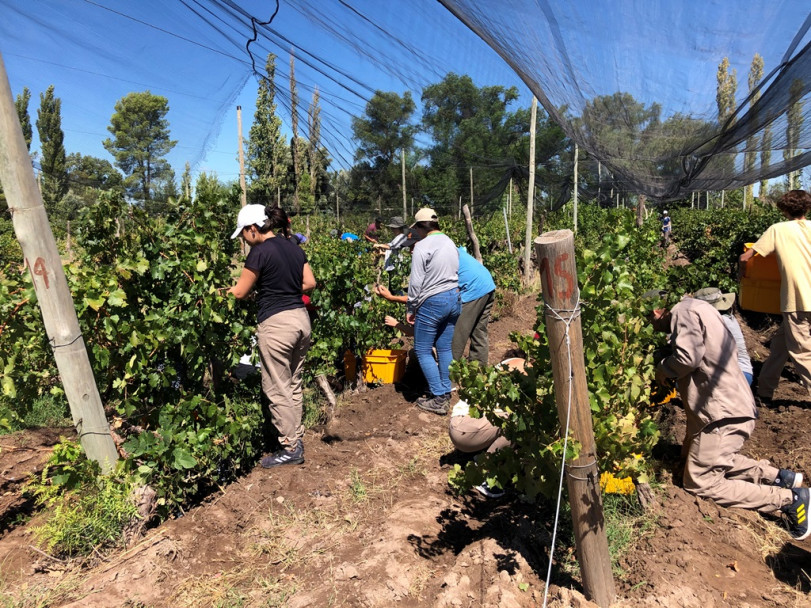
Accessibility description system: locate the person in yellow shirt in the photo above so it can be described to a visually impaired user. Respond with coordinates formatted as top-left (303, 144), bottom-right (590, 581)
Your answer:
top-left (740, 190), bottom-right (811, 404)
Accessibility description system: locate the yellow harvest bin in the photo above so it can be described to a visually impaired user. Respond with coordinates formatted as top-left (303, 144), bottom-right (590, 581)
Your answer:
top-left (740, 243), bottom-right (781, 314)
top-left (362, 349), bottom-right (407, 384)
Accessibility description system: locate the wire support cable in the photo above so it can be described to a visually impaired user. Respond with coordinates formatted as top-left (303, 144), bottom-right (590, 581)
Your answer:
top-left (541, 292), bottom-right (582, 608)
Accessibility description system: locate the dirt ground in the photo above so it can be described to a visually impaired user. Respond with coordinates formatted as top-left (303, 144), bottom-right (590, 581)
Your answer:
top-left (0, 293), bottom-right (810, 608)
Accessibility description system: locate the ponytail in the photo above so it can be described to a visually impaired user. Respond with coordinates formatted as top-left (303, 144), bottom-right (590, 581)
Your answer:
top-left (264, 205), bottom-right (292, 238)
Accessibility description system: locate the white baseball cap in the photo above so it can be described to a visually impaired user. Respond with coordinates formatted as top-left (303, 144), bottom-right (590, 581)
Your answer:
top-left (230, 204), bottom-right (267, 239)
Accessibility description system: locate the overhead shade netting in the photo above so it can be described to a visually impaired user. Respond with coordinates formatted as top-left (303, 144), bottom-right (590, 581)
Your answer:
top-left (439, 0), bottom-right (811, 200)
top-left (2, 1), bottom-right (810, 204)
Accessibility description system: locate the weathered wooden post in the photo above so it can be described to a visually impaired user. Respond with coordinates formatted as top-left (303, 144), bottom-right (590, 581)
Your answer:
top-left (0, 53), bottom-right (118, 472)
top-left (461, 204), bottom-right (481, 262)
top-left (523, 97), bottom-right (537, 287)
top-left (534, 229), bottom-right (615, 608)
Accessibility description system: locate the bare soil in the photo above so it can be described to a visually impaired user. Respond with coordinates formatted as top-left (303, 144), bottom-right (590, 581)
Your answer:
top-left (0, 294), bottom-right (809, 608)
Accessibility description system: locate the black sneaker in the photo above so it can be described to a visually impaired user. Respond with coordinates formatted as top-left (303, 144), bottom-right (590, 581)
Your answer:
top-left (754, 394), bottom-right (773, 408)
top-left (416, 393), bottom-right (449, 415)
top-left (782, 487), bottom-right (810, 540)
top-left (260, 440), bottom-right (304, 468)
top-left (474, 481), bottom-right (505, 499)
top-left (775, 469), bottom-right (804, 489)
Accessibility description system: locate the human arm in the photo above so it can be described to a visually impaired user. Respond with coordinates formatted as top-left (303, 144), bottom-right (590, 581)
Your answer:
top-left (302, 263), bottom-right (316, 292)
top-left (385, 315), bottom-right (414, 335)
top-left (228, 267), bottom-right (258, 299)
top-left (739, 248), bottom-right (756, 264)
top-left (374, 283), bottom-right (407, 304)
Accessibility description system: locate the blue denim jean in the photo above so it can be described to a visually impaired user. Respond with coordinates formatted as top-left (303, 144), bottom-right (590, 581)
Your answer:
top-left (413, 288), bottom-right (461, 396)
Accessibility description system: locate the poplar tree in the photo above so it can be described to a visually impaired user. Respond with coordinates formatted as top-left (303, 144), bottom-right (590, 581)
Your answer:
top-left (15, 87), bottom-right (32, 151)
top-left (246, 53), bottom-right (286, 203)
top-left (744, 54), bottom-right (763, 205)
top-left (715, 58), bottom-right (737, 206)
top-left (307, 86), bottom-right (322, 206)
top-left (37, 85), bottom-right (69, 212)
top-left (289, 51), bottom-right (301, 213)
top-left (715, 57), bottom-right (737, 125)
top-left (1, 88), bottom-right (32, 207)
top-left (784, 79), bottom-right (804, 190)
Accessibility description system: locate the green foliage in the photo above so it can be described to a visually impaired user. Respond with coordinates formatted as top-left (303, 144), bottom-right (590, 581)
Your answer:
top-left (421, 73), bottom-right (527, 210)
top-left (451, 209), bottom-right (665, 499)
top-left (29, 440), bottom-right (138, 557)
top-left (65, 152), bottom-right (124, 211)
top-left (668, 204), bottom-right (782, 294)
top-left (0, 183), bottom-right (268, 513)
top-left (103, 91), bottom-right (177, 203)
top-left (304, 234), bottom-right (404, 377)
top-left (0, 394), bottom-right (70, 435)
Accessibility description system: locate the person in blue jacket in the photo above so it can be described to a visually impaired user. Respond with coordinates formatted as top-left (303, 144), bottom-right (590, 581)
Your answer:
top-left (452, 247), bottom-right (496, 366)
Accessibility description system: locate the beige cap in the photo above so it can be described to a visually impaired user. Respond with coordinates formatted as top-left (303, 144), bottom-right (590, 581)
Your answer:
top-left (693, 287), bottom-right (735, 311)
top-left (411, 207), bottom-right (438, 227)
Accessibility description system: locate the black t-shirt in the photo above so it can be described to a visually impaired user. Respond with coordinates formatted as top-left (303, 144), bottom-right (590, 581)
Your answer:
top-left (244, 236), bottom-right (307, 324)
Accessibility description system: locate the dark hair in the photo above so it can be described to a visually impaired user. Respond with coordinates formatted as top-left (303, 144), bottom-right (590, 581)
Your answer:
top-left (263, 205), bottom-right (292, 238)
top-left (413, 220), bottom-right (440, 232)
top-left (777, 190), bottom-right (811, 219)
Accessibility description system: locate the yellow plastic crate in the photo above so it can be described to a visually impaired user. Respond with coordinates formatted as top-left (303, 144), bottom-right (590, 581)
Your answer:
top-left (362, 349), bottom-right (407, 384)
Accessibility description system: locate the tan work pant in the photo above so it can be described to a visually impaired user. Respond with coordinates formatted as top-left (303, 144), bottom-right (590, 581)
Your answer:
top-left (257, 308), bottom-right (312, 448)
top-left (683, 417), bottom-right (791, 513)
top-left (758, 311), bottom-right (811, 399)
top-left (449, 415), bottom-right (510, 453)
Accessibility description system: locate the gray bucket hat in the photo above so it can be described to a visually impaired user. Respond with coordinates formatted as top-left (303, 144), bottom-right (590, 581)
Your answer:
top-left (693, 287), bottom-right (735, 311)
top-left (386, 216), bottom-right (407, 228)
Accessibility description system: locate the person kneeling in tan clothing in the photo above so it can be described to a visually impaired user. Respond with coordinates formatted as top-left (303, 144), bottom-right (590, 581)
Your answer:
top-left (648, 293), bottom-right (809, 540)
top-left (449, 357), bottom-right (525, 497)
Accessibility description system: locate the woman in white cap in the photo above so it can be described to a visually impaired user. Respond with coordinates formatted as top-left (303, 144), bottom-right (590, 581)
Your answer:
top-left (406, 208), bottom-right (461, 414)
top-left (228, 205), bottom-right (316, 468)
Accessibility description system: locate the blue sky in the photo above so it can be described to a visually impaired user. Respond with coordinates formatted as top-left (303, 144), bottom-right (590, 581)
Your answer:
top-left (2, 1), bottom-right (809, 193)
top-left (0, 0), bottom-right (533, 184)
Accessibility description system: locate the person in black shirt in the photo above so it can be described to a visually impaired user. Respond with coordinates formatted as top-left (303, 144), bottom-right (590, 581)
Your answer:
top-left (228, 205), bottom-right (316, 468)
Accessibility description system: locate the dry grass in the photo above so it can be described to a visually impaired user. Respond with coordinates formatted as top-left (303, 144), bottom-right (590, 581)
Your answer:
top-left (169, 567), bottom-right (297, 608)
top-left (0, 566), bottom-right (89, 608)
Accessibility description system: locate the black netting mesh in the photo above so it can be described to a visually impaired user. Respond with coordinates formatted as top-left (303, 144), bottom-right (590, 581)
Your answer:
top-left (3, 1), bottom-right (811, 204)
top-left (439, 0), bottom-right (811, 200)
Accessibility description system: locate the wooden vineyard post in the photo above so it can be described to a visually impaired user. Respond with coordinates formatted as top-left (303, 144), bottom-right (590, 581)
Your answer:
top-left (534, 229), bottom-right (615, 608)
top-left (523, 97), bottom-right (537, 287)
top-left (461, 204), bottom-right (482, 262)
top-left (237, 105), bottom-right (247, 209)
top-left (0, 53), bottom-right (118, 472)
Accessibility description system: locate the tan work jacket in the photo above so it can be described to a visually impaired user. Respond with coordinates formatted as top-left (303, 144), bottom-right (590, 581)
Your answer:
top-left (657, 298), bottom-right (756, 429)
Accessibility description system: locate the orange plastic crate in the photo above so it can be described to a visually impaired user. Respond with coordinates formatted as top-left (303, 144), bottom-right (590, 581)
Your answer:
top-left (740, 277), bottom-right (781, 314)
top-left (742, 242), bottom-right (780, 281)
top-left (739, 243), bottom-right (781, 314)
top-left (362, 349), bottom-right (407, 384)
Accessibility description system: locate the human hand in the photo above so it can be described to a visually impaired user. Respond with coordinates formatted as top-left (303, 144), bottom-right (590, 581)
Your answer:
top-left (406, 312), bottom-right (415, 325)
top-left (384, 315), bottom-right (399, 328)
top-left (374, 284), bottom-right (392, 299)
